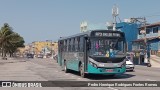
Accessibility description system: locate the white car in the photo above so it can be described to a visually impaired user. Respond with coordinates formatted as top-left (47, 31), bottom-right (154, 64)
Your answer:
top-left (126, 56), bottom-right (135, 71)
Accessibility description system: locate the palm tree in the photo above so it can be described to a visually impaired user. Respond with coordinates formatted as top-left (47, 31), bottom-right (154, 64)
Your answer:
top-left (0, 23), bottom-right (13, 57)
top-left (0, 23), bottom-right (25, 58)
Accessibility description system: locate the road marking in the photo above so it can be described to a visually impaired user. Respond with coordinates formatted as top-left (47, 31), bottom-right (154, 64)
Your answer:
top-left (146, 79), bottom-right (157, 81)
top-left (65, 74), bottom-right (69, 75)
top-left (107, 87), bottom-right (119, 90)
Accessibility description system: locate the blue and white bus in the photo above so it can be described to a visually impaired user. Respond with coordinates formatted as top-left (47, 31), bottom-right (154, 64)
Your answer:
top-left (58, 30), bottom-right (127, 77)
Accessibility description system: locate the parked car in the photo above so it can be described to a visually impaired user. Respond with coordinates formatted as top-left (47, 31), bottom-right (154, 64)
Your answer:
top-left (2, 56), bottom-right (7, 60)
top-left (126, 56), bottom-right (135, 71)
top-left (27, 54), bottom-right (34, 59)
top-left (37, 54), bottom-right (43, 58)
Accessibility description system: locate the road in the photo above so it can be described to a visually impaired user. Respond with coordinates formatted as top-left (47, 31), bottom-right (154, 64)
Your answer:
top-left (0, 58), bottom-right (160, 90)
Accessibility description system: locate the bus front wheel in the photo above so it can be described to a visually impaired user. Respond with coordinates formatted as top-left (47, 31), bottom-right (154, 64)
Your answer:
top-left (80, 64), bottom-right (86, 78)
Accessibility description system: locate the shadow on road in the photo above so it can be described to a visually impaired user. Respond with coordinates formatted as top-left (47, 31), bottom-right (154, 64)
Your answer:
top-left (67, 70), bottom-right (135, 80)
top-left (86, 74), bottom-right (135, 80)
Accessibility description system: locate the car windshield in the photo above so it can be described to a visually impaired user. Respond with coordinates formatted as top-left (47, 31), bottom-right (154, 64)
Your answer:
top-left (89, 38), bottom-right (124, 56)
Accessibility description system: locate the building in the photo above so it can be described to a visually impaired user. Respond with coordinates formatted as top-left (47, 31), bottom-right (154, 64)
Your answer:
top-left (116, 20), bottom-right (140, 51)
top-left (18, 41), bottom-right (58, 58)
top-left (132, 22), bottom-right (160, 56)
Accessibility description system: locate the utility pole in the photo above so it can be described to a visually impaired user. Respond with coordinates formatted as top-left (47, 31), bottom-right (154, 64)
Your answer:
top-left (112, 4), bottom-right (119, 31)
top-left (144, 19), bottom-right (151, 67)
top-left (141, 17), bottom-right (151, 67)
top-left (130, 17), bottom-right (151, 67)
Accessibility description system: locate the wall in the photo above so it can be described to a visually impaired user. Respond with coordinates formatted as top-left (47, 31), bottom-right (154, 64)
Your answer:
top-left (138, 26), bottom-right (160, 52)
top-left (116, 22), bottom-right (140, 51)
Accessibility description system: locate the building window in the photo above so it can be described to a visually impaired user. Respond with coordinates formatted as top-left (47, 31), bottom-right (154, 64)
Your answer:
top-left (139, 30), bottom-right (142, 35)
top-left (153, 27), bottom-right (158, 33)
top-left (146, 28), bottom-right (150, 34)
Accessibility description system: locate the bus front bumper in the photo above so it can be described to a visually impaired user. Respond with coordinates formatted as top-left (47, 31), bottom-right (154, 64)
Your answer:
top-left (87, 64), bottom-right (126, 75)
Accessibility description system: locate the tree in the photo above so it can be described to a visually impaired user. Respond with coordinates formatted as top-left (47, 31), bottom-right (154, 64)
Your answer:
top-left (0, 23), bottom-right (25, 58)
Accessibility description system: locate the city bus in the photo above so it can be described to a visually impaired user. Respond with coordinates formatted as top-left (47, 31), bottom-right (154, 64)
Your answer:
top-left (58, 30), bottom-right (127, 77)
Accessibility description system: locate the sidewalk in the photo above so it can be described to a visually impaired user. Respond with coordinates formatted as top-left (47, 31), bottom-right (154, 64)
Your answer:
top-left (151, 55), bottom-right (160, 63)
top-left (0, 57), bottom-right (26, 64)
top-left (150, 55), bottom-right (160, 68)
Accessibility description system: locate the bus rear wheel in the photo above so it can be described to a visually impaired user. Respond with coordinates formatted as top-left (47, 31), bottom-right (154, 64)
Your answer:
top-left (80, 64), bottom-right (86, 78)
top-left (64, 61), bottom-right (68, 73)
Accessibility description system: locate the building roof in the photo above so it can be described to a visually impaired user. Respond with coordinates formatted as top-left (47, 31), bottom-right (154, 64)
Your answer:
top-left (139, 22), bottom-right (160, 29)
top-left (132, 36), bottom-right (160, 42)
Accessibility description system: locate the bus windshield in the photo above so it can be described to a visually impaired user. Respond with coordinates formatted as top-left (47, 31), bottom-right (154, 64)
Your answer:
top-left (89, 38), bottom-right (125, 56)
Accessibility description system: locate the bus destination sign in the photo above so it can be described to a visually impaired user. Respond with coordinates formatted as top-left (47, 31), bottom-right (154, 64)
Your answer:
top-left (94, 32), bottom-right (121, 37)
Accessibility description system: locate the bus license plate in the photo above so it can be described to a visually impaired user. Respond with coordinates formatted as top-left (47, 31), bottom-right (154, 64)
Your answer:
top-left (106, 69), bottom-right (113, 72)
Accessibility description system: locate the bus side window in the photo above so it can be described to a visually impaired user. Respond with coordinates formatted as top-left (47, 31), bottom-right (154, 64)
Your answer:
top-left (69, 39), bottom-right (71, 52)
top-left (77, 37), bottom-right (80, 51)
top-left (75, 37), bottom-right (79, 52)
top-left (72, 38), bottom-right (75, 52)
top-left (80, 37), bottom-right (84, 52)
top-left (64, 40), bottom-right (67, 52)
top-left (67, 39), bottom-right (69, 52)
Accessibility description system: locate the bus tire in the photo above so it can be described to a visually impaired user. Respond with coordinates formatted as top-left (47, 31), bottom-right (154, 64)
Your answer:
top-left (79, 64), bottom-right (86, 78)
top-left (64, 61), bottom-right (68, 73)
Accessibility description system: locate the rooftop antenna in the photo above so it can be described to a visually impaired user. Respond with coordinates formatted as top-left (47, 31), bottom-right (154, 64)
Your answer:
top-left (112, 4), bottom-right (119, 31)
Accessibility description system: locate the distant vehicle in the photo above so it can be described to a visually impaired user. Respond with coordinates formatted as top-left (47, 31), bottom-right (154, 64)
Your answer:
top-left (2, 56), bottom-right (7, 60)
top-left (126, 56), bottom-right (134, 71)
top-left (27, 54), bottom-right (34, 58)
top-left (37, 54), bottom-right (43, 58)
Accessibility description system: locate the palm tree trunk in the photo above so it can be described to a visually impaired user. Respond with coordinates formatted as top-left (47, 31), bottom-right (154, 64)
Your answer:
top-left (2, 49), bottom-right (4, 57)
top-left (4, 50), bottom-right (6, 57)
top-left (10, 52), bottom-right (12, 57)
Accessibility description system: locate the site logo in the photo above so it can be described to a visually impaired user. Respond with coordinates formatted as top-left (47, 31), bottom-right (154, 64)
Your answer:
top-left (2, 82), bottom-right (12, 87)
top-left (1, 82), bottom-right (42, 87)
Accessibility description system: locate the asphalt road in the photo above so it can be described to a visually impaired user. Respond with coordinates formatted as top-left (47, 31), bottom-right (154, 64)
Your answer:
top-left (0, 58), bottom-right (160, 90)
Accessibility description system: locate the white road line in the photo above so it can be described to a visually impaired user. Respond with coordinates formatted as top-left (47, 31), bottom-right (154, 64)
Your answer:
top-left (65, 74), bottom-right (69, 75)
top-left (146, 79), bottom-right (157, 81)
top-left (77, 78), bottom-right (81, 80)
top-left (107, 87), bottom-right (119, 90)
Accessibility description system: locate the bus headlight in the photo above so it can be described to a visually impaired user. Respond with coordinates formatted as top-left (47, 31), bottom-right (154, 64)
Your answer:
top-left (99, 63), bottom-right (105, 67)
top-left (93, 64), bottom-right (97, 68)
top-left (89, 61), bottom-right (94, 66)
top-left (89, 61), bottom-right (97, 68)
